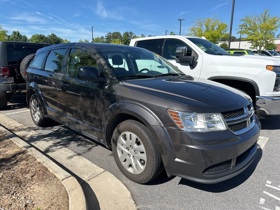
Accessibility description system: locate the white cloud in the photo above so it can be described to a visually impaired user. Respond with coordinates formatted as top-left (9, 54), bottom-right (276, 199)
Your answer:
top-left (95, 0), bottom-right (123, 20)
top-left (96, 1), bottom-right (108, 18)
top-left (9, 12), bottom-right (47, 24)
top-left (212, 2), bottom-right (229, 11)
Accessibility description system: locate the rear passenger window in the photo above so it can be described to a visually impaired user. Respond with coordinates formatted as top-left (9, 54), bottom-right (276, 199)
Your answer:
top-left (45, 49), bottom-right (67, 72)
top-left (136, 39), bottom-right (164, 55)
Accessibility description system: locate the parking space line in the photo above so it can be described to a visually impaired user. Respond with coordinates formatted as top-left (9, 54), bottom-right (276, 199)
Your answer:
top-left (258, 136), bottom-right (269, 149)
top-left (4, 109), bottom-right (30, 116)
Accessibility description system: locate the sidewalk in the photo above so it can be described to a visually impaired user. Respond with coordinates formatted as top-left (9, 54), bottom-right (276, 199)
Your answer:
top-left (0, 113), bottom-right (137, 210)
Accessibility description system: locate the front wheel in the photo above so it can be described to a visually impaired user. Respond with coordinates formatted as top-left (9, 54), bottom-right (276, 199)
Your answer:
top-left (112, 120), bottom-right (162, 184)
top-left (29, 94), bottom-right (49, 127)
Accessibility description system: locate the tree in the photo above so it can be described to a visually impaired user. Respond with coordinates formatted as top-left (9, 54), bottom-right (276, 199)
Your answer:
top-left (7, 31), bottom-right (28, 42)
top-left (93, 36), bottom-right (106, 43)
top-left (239, 10), bottom-right (280, 51)
top-left (47, 33), bottom-right (64, 44)
top-left (30, 34), bottom-right (49, 43)
top-left (122, 32), bottom-right (136, 45)
top-left (188, 17), bottom-right (228, 44)
top-left (0, 25), bottom-right (8, 41)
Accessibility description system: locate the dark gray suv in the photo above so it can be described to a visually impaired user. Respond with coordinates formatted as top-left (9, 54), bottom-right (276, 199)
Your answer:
top-left (26, 43), bottom-right (261, 184)
top-left (0, 41), bottom-right (47, 109)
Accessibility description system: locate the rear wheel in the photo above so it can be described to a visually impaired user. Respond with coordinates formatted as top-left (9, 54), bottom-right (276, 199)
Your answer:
top-left (112, 120), bottom-right (162, 184)
top-left (29, 94), bottom-right (49, 126)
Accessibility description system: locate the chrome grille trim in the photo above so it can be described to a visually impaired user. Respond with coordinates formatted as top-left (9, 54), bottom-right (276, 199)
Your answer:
top-left (222, 104), bottom-right (255, 135)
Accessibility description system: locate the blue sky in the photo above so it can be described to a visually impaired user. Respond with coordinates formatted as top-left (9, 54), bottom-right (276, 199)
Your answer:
top-left (1, 0), bottom-right (280, 42)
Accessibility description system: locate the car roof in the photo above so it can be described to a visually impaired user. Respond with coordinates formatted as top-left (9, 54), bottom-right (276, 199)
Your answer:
top-left (36, 42), bottom-right (138, 54)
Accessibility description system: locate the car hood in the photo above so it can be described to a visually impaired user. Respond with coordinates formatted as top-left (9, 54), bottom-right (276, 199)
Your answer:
top-left (121, 76), bottom-right (250, 112)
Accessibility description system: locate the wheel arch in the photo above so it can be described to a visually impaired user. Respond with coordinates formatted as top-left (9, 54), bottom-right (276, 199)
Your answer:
top-left (26, 82), bottom-right (48, 116)
top-left (104, 102), bottom-right (175, 166)
top-left (209, 76), bottom-right (260, 103)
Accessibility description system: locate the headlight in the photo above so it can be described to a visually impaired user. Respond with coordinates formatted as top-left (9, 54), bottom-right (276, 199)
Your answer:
top-left (168, 110), bottom-right (226, 132)
top-left (266, 65), bottom-right (280, 71)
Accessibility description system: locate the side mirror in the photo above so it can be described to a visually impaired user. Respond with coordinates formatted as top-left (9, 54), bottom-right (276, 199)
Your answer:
top-left (77, 66), bottom-right (105, 82)
top-left (175, 46), bottom-right (197, 68)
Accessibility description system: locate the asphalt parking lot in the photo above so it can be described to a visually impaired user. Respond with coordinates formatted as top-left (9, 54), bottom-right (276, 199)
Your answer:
top-left (1, 92), bottom-right (280, 210)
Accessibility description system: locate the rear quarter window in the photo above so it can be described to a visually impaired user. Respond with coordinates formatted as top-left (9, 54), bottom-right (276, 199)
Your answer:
top-left (30, 51), bottom-right (49, 70)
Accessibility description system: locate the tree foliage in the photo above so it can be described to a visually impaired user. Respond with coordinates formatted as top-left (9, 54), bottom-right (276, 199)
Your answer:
top-left (239, 10), bottom-right (280, 51)
top-left (8, 31), bottom-right (28, 42)
top-left (188, 17), bottom-right (228, 44)
top-left (0, 25), bottom-right (8, 41)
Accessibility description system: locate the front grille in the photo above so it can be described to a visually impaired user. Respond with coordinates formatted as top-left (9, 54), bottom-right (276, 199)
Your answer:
top-left (274, 76), bottom-right (280, 92)
top-left (203, 160), bottom-right (231, 175)
top-left (222, 103), bottom-right (255, 134)
top-left (222, 108), bottom-right (244, 119)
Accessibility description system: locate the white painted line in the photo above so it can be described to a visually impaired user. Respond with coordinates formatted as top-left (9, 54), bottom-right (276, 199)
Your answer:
top-left (263, 191), bottom-right (280, 202)
top-left (266, 184), bottom-right (280, 191)
top-left (259, 206), bottom-right (271, 210)
top-left (267, 180), bottom-right (272, 185)
top-left (258, 136), bottom-right (269, 149)
top-left (260, 198), bottom-right (266, 205)
top-left (4, 109), bottom-right (29, 115)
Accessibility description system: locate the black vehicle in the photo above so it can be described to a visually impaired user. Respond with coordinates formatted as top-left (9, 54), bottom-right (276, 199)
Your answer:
top-left (26, 43), bottom-right (261, 184)
top-left (0, 41), bottom-right (47, 109)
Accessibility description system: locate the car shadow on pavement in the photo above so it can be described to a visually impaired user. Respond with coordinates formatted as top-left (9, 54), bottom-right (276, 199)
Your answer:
top-left (177, 147), bottom-right (262, 192)
top-left (7, 92), bottom-right (27, 110)
top-left (259, 115), bottom-right (280, 130)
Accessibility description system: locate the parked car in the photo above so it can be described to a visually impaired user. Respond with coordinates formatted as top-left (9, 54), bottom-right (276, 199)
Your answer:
top-left (26, 43), bottom-right (260, 184)
top-left (260, 50), bottom-right (280, 58)
top-left (0, 41), bottom-right (47, 109)
top-left (130, 36), bottom-right (280, 118)
top-left (227, 48), bottom-right (257, 55)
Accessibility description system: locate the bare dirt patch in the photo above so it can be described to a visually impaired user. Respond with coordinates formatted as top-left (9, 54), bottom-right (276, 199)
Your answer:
top-left (0, 132), bottom-right (68, 210)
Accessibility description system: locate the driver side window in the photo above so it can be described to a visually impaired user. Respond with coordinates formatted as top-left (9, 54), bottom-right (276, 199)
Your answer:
top-left (163, 39), bottom-right (191, 59)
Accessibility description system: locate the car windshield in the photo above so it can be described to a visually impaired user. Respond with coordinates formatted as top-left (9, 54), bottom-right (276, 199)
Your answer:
top-left (188, 38), bottom-right (229, 55)
top-left (97, 46), bottom-right (184, 79)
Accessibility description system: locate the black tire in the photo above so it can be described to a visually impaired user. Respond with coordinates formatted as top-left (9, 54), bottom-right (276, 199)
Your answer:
top-left (20, 54), bottom-right (35, 81)
top-left (0, 92), bottom-right (7, 110)
top-left (29, 94), bottom-right (49, 127)
top-left (112, 120), bottom-right (163, 184)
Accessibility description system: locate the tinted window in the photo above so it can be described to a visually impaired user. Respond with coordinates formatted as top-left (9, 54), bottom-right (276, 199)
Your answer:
top-left (7, 44), bottom-right (46, 63)
top-left (67, 48), bottom-right (97, 77)
top-left (45, 48), bottom-right (67, 72)
top-left (30, 52), bottom-right (48, 69)
top-left (136, 39), bottom-right (164, 55)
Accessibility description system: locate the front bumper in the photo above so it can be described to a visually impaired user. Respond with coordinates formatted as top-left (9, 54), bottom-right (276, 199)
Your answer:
top-left (160, 117), bottom-right (261, 184)
top-left (256, 96), bottom-right (280, 116)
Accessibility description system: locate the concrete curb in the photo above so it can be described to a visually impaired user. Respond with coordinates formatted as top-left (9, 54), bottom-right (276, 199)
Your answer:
top-left (0, 112), bottom-right (137, 210)
top-left (0, 126), bottom-right (87, 210)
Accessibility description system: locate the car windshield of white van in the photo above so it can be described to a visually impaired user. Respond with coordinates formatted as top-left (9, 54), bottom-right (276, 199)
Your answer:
top-left (188, 38), bottom-right (229, 55)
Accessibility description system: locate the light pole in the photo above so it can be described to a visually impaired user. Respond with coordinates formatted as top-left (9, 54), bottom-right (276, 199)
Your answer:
top-left (238, 28), bottom-right (242, 49)
top-left (228, 0), bottom-right (235, 48)
top-left (91, 26), bottom-right (94, 42)
top-left (178, 19), bottom-right (184, 35)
